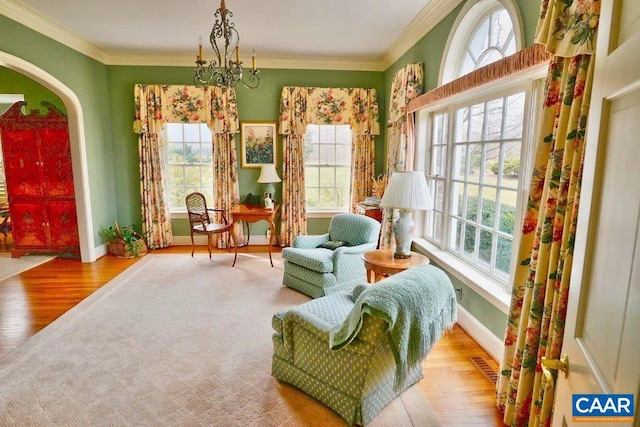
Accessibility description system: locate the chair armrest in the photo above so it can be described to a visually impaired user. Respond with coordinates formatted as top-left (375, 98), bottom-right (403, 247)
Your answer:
top-left (207, 208), bottom-right (228, 224)
top-left (333, 241), bottom-right (378, 256)
top-left (292, 233), bottom-right (330, 249)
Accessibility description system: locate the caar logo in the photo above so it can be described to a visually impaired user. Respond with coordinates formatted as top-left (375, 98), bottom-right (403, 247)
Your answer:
top-left (572, 394), bottom-right (635, 422)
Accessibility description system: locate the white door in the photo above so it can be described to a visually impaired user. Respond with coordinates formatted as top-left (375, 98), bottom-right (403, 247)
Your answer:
top-left (552, 1), bottom-right (640, 426)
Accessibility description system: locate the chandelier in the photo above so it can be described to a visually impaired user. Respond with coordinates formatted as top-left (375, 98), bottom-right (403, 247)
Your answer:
top-left (194, 0), bottom-right (260, 89)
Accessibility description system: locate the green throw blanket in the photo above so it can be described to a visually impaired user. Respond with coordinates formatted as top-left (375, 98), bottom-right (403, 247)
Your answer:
top-left (329, 264), bottom-right (457, 391)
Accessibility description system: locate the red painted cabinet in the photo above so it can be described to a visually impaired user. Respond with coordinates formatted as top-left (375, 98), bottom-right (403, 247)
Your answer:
top-left (0, 102), bottom-right (79, 257)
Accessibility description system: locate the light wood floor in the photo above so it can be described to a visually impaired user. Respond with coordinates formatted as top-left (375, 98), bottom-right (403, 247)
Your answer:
top-left (0, 245), bottom-right (505, 426)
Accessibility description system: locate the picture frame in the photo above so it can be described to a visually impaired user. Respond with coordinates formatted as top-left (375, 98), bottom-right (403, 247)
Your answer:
top-left (240, 121), bottom-right (277, 168)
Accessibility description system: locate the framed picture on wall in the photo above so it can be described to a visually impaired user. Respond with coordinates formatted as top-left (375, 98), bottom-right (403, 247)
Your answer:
top-left (240, 121), bottom-right (277, 168)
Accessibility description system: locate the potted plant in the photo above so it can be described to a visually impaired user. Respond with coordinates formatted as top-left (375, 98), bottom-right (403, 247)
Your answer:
top-left (102, 222), bottom-right (147, 258)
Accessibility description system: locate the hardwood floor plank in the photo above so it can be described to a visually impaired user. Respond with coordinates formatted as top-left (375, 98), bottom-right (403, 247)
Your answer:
top-left (0, 245), bottom-right (506, 425)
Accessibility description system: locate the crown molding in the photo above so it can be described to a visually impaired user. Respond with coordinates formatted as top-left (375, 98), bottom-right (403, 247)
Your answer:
top-left (378, 0), bottom-right (466, 70)
top-left (0, 0), bottom-right (110, 63)
top-left (105, 53), bottom-right (385, 72)
top-left (2, 0), bottom-right (457, 73)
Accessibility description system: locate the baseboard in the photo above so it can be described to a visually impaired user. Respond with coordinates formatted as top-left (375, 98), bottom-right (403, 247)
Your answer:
top-left (172, 235), bottom-right (271, 246)
top-left (455, 304), bottom-right (503, 362)
top-left (95, 242), bottom-right (108, 258)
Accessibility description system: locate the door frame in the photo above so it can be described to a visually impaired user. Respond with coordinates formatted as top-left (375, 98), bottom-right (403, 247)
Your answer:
top-left (0, 51), bottom-right (96, 262)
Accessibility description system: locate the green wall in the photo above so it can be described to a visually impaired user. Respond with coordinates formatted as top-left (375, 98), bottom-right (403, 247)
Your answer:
top-left (0, 14), bottom-right (118, 247)
top-left (0, 67), bottom-right (65, 114)
top-left (106, 66), bottom-right (385, 235)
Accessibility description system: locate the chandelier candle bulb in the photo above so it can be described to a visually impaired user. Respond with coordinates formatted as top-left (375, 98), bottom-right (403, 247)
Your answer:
top-left (198, 37), bottom-right (203, 62)
top-left (235, 46), bottom-right (239, 63)
top-left (252, 50), bottom-right (256, 71)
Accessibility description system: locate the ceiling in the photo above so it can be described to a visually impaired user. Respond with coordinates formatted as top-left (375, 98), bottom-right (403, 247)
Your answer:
top-left (1, 0), bottom-right (464, 71)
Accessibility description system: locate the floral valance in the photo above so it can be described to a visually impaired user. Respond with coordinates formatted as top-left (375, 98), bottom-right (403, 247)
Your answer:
top-left (133, 84), bottom-right (239, 135)
top-left (535, 0), bottom-right (600, 57)
top-left (387, 63), bottom-right (424, 124)
top-left (279, 86), bottom-right (380, 136)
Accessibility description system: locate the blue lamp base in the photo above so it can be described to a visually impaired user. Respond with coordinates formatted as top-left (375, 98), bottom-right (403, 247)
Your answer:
top-left (392, 209), bottom-right (415, 258)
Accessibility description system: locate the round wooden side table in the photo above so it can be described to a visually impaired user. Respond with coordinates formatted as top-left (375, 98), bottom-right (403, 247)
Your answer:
top-left (362, 249), bottom-right (430, 283)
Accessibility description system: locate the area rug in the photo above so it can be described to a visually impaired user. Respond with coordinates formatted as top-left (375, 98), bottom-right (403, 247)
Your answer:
top-left (0, 254), bottom-right (55, 282)
top-left (0, 253), bottom-right (438, 426)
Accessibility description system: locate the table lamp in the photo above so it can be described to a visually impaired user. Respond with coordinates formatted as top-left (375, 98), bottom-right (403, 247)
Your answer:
top-left (257, 164), bottom-right (281, 209)
top-left (380, 171), bottom-right (433, 258)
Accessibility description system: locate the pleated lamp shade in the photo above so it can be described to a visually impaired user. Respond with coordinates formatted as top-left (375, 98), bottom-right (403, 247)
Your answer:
top-left (380, 171), bottom-right (433, 210)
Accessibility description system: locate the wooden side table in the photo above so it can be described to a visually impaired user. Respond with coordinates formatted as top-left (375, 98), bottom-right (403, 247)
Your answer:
top-left (355, 202), bottom-right (383, 222)
top-left (231, 205), bottom-right (277, 267)
top-left (362, 249), bottom-right (430, 283)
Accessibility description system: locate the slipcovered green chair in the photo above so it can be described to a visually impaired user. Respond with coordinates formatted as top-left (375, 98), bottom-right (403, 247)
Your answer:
top-left (272, 264), bottom-right (457, 425)
top-left (282, 213), bottom-right (380, 298)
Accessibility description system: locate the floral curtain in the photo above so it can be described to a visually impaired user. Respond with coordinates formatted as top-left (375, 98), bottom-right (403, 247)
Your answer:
top-left (496, 1), bottom-right (600, 426)
top-left (278, 86), bottom-right (380, 247)
top-left (380, 63), bottom-right (424, 249)
top-left (134, 84), bottom-right (241, 248)
top-left (133, 84), bottom-right (173, 249)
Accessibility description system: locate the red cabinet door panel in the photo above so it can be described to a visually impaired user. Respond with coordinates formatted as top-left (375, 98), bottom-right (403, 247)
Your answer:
top-left (1, 128), bottom-right (41, 197)
top-left (46, 200), bottom-right (79, 247)
top-left (39, 128), bottom-right (75, 197)
top-left (9, 201), bottom-right (46, 248)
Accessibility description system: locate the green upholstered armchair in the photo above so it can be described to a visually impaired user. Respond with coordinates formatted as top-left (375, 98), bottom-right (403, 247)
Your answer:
top-left (272, 264), bottom-right (457, 426)
top-left (281, 213), bottom-right (381, 298)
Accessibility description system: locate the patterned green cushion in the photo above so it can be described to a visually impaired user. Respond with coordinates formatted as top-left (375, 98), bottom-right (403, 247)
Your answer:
top-left (317, 240), bottom-right (350, 250)
top-left (282, 247), bottom-right (334, 273)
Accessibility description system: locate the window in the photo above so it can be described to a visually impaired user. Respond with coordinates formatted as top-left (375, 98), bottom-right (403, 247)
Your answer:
top-left (457, 7), bottom-right (516, 77)
top-left (418, 0), bottom-right (541, 291)
top-left (303, 124), bottom-right (352, 212)
top-left (165, 123), bottom-right (213, 213)
top-left (422, 85), bottom-right (536, 288)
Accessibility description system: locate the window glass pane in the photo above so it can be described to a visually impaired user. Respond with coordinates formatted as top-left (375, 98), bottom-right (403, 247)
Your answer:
top-left (483, 142), bottom-right (501, 183)
top-left (319, 188), bottom-right (335, 207)
top-left (184, 166), bottom-right (201, 186)
top-left (201, 166), bottom-right (213, 187)
top-left (201, 145), bottom-right (212, 163)
top-left (336, 126), bottom-right (351, 144)
top-left (480, 187), bottom-right (497, 227)
top-left (455, 108), bottom-right (469, 143)
top-left (468, 19), bottom-right (490, 57)
top-left (166, 124), bottom-right (183, 142)
top-left (479, 229), bottom-right (493, 265)
top-left (486, 98), bottom-right (503, 140)
top-left (168, 166), bottom-right (184, 186)
top-left (465, 185), bottom-right (479, 221)
top-left (435, 180), bottom-right (445, 212)
top-left (450, 217), bottom-right (462, 252)
top-left (477, 49), bottom-right (504, 68)
top-left (336, 167), bottom-right (351, 188)
top-left (183, 124), bottom-right (200, 142)
top-left (492, 9), bottom-right (512, 48)
top-left (432, 145), bottom-right (447, 176)
top-left (452, 182), bottom-right (464, 217)
top-left (304, 166), bottom-right (319, 185)
top-left (336, 145), bottom-right (351, 166)
top-left (496, 236), bottom-right (512, 274)
top-left (304, 143), bottom-right (320, 164)
top-left (319, 126), bottom-right (336, 144)
top-left (505, 92), bottom-right (525, 139)
top-left (319, 145), bottom-right (334, 164)
top-left (434, 212), bottom-right (443, 242)
top-left (498, 190), bottom-right (518, 234)
top-left (168, 143), bottom-right (184, 163)
top-left (503, 142), bottom-right (521, 188)
top-left (306, 188), bottom-right (319, 207)
top-left (305, 125), bottom-right (319, 143)
top-left (185, 143), bottom-right (201, 163)
top-left (469, 103), bottom-right (485, 141)
top-left (453, 145), bottom-right (467, 180)
top-left (169, 188), bottom-right (185, 209)
top-left (468, 144), bottom-right (482, 183)
top-left (464, 223), bottom-right (476, 257)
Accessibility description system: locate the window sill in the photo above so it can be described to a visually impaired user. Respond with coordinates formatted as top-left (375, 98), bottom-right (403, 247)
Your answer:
top-left (170, 212), bottom-right (188, 219)
top-left (307, 210), bottom-right (348, 219)
top-left (413, 238), bottom-right (510, 314)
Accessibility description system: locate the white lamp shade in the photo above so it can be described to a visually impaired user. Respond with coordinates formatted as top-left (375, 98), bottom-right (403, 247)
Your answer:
top-left (379, 171), bottom-right (433, 210)
top-left (257, 164), bottom-right (281, 183)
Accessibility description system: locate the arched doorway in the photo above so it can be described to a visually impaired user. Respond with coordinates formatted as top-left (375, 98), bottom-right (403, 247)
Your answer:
top-left (0, 51), bottom-right (95, 262)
